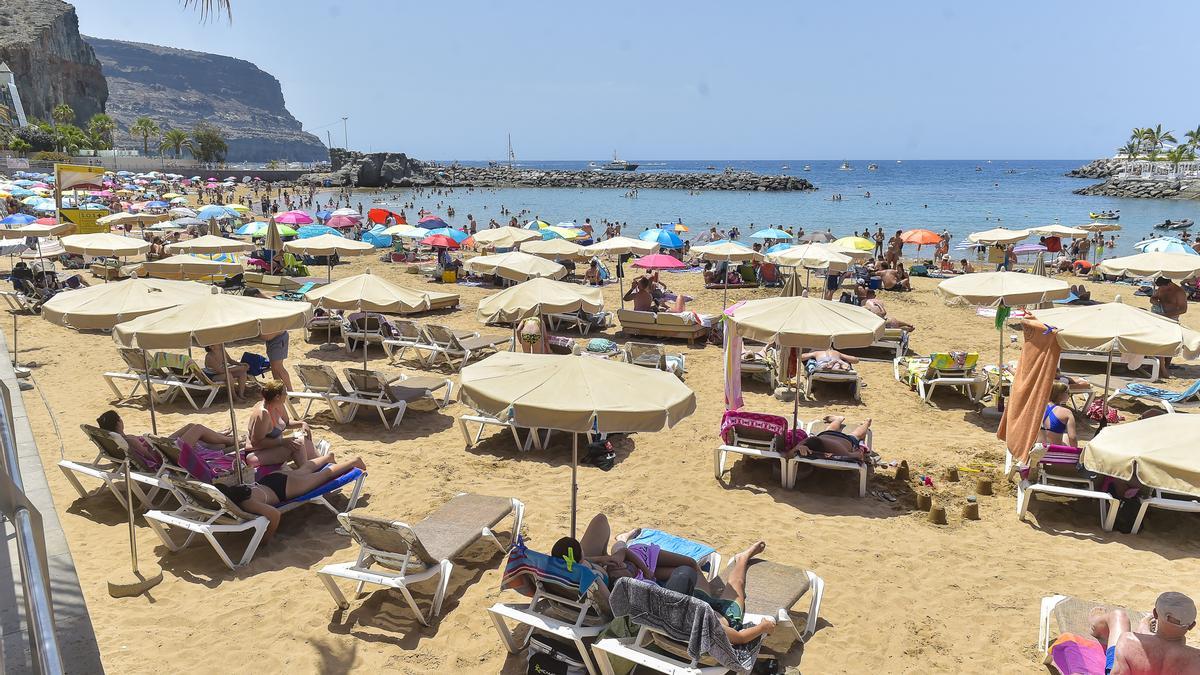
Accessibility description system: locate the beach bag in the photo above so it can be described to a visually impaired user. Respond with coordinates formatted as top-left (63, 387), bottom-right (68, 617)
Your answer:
top-left (526, 632), bottom-right (586, 675)
top-left (1084, 399), bottom-right (1122, 424)
top-left (240, 352), bottom-right (271, 376)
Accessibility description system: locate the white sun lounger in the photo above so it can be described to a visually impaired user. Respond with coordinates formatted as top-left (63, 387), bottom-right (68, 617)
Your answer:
top-left (792, 420), bottom-right (873, 498)
top-left (58, 424), bottom-right (167, 510)
top-left (101, 347), bottom-right (181, 405)
top-left (714, 413), bottom-right (795, 488)
top-left (1010, 445), bottom-right (1120, 531)
top-left (1131, 489), bottom-right (1200, 534)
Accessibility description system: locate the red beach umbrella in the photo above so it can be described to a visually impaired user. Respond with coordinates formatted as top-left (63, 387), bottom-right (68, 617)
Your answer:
top-left (421, 234), bottom-right (460, 249)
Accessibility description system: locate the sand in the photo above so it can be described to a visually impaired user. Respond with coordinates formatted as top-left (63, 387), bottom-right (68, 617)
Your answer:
top-left (18, 250), bottom-right (1200, 674)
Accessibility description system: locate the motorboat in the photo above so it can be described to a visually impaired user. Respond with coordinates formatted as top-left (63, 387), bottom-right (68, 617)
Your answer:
top-left (1089, 211), bottom-right (1120, 220)
top-left (705, 165), bottom-right (717, 170)
top-left (590, 152), bottom-right (638, 171)
top-left (781, 164), bottom-right (790, 170)
top-left (802, 165), bottom-right (812, 171)
top-left (839, 161), bottom-right (852, 171)
top-left (867, 163), bottom-right (878, 171)
top-left (1153, 218), bottom-right (1194, 230)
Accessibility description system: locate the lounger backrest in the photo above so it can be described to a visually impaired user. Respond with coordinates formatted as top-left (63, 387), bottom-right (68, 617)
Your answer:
top-left (422, 324), bottom-right (456, 348)
top-left (79, 424), bottom-right (134, 466)
top-left (161, 475), bottom-right (258, 522)
top-left (347, 313), bottom-right (383, 333)
top-left (655, 312), bottom-right (693, 327)
top-left (929, 351), bottom-right (979, 373)
top-left (296, 363), bottom-right (350, 396)
top-left (389, 318), bottom-right (423, 341)
top-left (625, 342), bottom-right (668, 370)
top-left (343, 368), bottom-right (387, 397)
top-left (119, 347), bottom-right (154, 373)
top-left (338, 512), bottom-right (440, 568)
top-left (720, 410), bottom-right (787, 451)
top-left (501, 542), bottom-right (611, 624)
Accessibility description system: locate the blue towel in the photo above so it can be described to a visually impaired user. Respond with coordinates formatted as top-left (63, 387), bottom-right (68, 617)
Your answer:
top-left (283, 467), bottom-right (363, 505)
top-left (630, 529), bottom-right (716, 572)
top-left (1121, 380), bottom-right (1200, 403)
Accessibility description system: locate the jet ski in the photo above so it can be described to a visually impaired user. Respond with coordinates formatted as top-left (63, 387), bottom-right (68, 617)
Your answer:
top-left (1154, 219), bottom-right (1194, 230)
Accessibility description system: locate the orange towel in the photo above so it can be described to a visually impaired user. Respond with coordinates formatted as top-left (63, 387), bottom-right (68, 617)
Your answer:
top-left (997, 320), bottom-right (1061, 464)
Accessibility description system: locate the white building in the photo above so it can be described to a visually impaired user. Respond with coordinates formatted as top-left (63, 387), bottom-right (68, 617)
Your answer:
top-left (0, 62), bottom-right (28, 128)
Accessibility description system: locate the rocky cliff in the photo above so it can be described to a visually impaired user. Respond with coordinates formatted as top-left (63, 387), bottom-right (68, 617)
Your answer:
top-left (85, 36), bottom-right (326, 162)
top-left (0, 0), bottom-right (107, 126)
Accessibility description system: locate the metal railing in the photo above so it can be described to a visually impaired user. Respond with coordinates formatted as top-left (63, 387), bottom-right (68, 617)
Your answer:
top-left (0, 379), bottom-right (63, 674)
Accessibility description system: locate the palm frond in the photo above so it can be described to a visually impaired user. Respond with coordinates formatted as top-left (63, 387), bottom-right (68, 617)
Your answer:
top-left (180, 0), bottom-right (232, 23)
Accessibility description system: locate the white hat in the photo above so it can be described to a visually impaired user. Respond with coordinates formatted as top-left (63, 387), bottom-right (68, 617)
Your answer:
top-left (1156, 592), bottom-right (1197, 627)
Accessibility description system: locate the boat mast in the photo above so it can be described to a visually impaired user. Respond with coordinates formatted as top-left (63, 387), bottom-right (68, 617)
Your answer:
top-left (507, 133), bottom-right (516, 168)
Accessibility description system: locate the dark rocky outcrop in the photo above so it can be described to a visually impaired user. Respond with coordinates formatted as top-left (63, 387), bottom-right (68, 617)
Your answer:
top-left (85, 36), bottom-right (326, 162)
top-left (327, 149), bottom-right (423, 186)
top-left (1072, 177), bottom-right (1200, 200)
top-left (0, 0), bottom-right (107, 125)
top-left (1066, 158), bottom-right (1127, 179)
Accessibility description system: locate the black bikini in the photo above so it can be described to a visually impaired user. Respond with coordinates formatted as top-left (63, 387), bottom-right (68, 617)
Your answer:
top-left (257, 472), bottom-right (289, 502)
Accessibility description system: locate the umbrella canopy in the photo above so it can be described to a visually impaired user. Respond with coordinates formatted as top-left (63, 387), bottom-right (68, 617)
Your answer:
top-left (380, 223), bottom-right (424, 237)
top-left (19, 240), bottom-right (62, 260)
top-left (749, 228), bottom-right (792, 240)
top-left (1032, 303), bottom-right (1200, 358)
top-left (1133, 237), bottom-right (1200, 257)
top-left (283, 233), bottom-right (374, 257)
top-left (0, 214), bottom-right (35, 226)
top-left (543, 225), bottom-right (585, 240)
top-left (296, 225), bottom-right (341, 239)
top-left (727, 297), bottom-right (885, 349)
top-left (766, 243), bottom-right (850, 270)
top-left (797, 231), bottom-right (836, 243)
top-left (42, 277), bottom-right (212, 330)
top-left (166, 234), bottom-right (254, 255)
top-left (632, 253), bottom-right (686, 270)
top-left (900, 229), bottom-right (942, 246)
top-left (325, 215), bottom-right (359, 229)
top-left (264, 218), bottom-right (285, 252)
top-left (936, 271), bottom-right (1069, 306)
top-left (693, 241), bottom-right (763, 262)
top-left (466, 226), bottom-right (540, 249)
top-left (195, 205), bottom-right (239, 221)
top-left (331, 208), bottom-right (359, 217)
top-left (1084, 414), bottom-right (1200, 498)
top-left (274, 210), bottom-right (314, 225)
top-left (421, 234), bottom-right (460, 249)
top-left (303, 270), bottom-right (432, 314)
top-left (425, 227), bottom-right (469, 243)
top-left (169, 207), bottom-right (197, 218)
top-left (463, 250), bottom-right (567, 282)
top-left (461, 351), bottom-right (695, 434)
top-left (1095, 252), bottom-right (1200, 280)
top-left (583, 236), bottom-right (660, 256)
top-left (1080, 222), bottom-right (1122, 233)
top-left (638, 228), bottom-right (684, 249)
top-left (61, 233), bottom-right (150, 257)
top-left (520, 238), bottom-right (585, 259)
top-left (1029, 224), bottom-right (1088, 238)
top-left (235, 221), bottom-right (298, 238)
top-left (367, 208), bottom-right (403, 225)
top-left (834, 236), bottom-right (874, 251)
top-left (476, 277), bottom-right (604, 324)
top-left (142, 254), bottom-right (244, 278)
top-left (967, 227), bottom-right (1030, 245)
top-left (826, 241), bottom-right (874, 260)
top-left (112, 288), bottom-right (312, 350)
top-left (0, 222), bottom-right (74, 238)
top-left (417, 216), bottom-right (449, 229)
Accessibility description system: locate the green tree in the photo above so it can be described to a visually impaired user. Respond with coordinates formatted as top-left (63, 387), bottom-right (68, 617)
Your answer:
top-left (1165, 145), bottom-right (1191, 174)
top-left (1118, 141), bottom-right (1140, 160)
top-left (190, 122), bottom-right (228, 163)
top-left (53, 124), bottom-right (88, 154)
top-left (86, 113), bottom-right (116, 149)
top-left (1185, 125), bottom-right (1200, 152)
top-left (51, 103), bottom-right (75, 128)
top-left (1141, 124), bottom-right (1177, 152)
top-left (10, 138), bottom-right (31, 156)
top-left (130, 117), bottom-right (160, 155)
top-left (159, 128), bottom-right (193, 158)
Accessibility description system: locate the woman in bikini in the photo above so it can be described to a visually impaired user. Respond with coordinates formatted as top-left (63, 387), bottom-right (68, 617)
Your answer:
top-left (216, 455), bottom-right (366, 543)
top-left (514, 316), bottom-right (549, 354)
top-left (551, 514), bottom-right (707, 589)
top-left (1039, 382), bottom-right (1077, 448)
top-left (244, 381), bottom-right (322, 469)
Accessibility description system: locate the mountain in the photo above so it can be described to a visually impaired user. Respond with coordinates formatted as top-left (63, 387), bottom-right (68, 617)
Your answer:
top-left (85, 36), bottom-right (327, 163)
top-left (0, 0), bottom-right (107, 126)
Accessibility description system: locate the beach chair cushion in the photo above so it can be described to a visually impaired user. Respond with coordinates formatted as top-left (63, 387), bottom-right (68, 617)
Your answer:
top-left (616, 309), bottom-right (656, 326)
top-left (286, 467), bottom-right (363, 506)
top-left (929, 351), bottom-right (979, 371)
top-left (713, 559), bottom-right (811, 618)
top-left (719, 410), bottom-right (787, 447)
top-left (407, 493), bottom-right (515, 563)
top-left (501, 538), bottom-right (600, 601)
top-left (1119, 380), bottom-right (1200, 403)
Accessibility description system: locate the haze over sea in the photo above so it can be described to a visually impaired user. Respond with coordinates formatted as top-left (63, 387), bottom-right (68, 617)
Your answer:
top-left (336, 159), bottom-right (1200, 256)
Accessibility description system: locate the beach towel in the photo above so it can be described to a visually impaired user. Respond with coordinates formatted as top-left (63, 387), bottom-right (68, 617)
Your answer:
top-left (1119, 380), bottom-right (1200, 403)
top-left (627, 529), bottom-right (716, 573)
top-left (719, 410), bottom-right (788, 446)
top-left (500, 538), bottom-right (598, 601)
top-left (1047, 633), bottom-right (1106, 675)
top-left (608, 577), bottom-right (761, 673)
top-left (998, 321), bottom-right (1061, 464)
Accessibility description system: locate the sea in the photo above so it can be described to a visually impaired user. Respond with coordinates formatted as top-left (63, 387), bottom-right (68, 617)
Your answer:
top-left (326, 160), bottom-right (1200, 256)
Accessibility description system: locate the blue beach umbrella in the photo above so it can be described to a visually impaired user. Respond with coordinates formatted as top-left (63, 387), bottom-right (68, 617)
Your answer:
top-left (765, 242), bottom-right (795, 254)
top-left (9, 188), bottom-right (33, 198)
top-left (314, 210), bottom-right (332, 222)
top-left (417, 216), bottom-right (449, 229)
top-left (145, 200), bottom-right (169, 209)
top-left (1, 214), bottom-right (36, 226)
top-left (197, 204), bottom-right (239, 221)
top-left (639, 228), bottom-right (684, 249)
top-left (297, 225), bottom-right (342, 239)
top-left (425, 227), bottom-right (469, 243)
top-left (749, 227), bottom-right (792, 240)
top-left (1135, 237), bottom-right (1200, 256)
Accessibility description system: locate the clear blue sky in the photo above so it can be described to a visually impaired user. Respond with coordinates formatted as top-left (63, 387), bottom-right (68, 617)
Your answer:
top-left (72, 0), bottom-right (1200, 161)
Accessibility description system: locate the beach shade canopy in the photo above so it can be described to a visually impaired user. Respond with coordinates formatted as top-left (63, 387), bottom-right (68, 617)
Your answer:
top-left (417, 216), bottom-right (449, 229)
top-left (296, 225), bottom-right (341, 239)
top-left (936, 271), bottom-right (1069, 307)
top-left (283, 233), bottom-right (374, 257)
top-left (303, 270), bottom-right (432, 314)
top-left (693, 241), bottom-right (763, 262)
top-left (1084, 414), bottom-right (1200, 498)
top-left (583, 236), bottom-right (660, 256)
top-left (900, 229), bottom-right (942, 246)
top-left (169, 207), bottom-right (197, 218)
top-left (463, 250), bottom-right (567, 282)
top-left (826, 241), bottom-right (874, 260)
top-left (314, 210), bottom-right (332, 221)
top-left (0, 213), bottom-right (36, 226)
top-left (263, 218), bottom-right (285, 254)
top-left (543, 225), bottom-right (585, 240)
top-left (325, 215), bottom-right (360, 229)
top-left (165, 234), bottom-right (253, 255)
top-left (142, 254), bottom-right (244, 278)
top-left (274, 210), bottom-right (314, 225)
top-left (42, 277), bottom-right (212, 330)
top-left (833, 235), bottom-right (874, 251)
top-left (112, 288), bottom-right (312, 350)
top-left (380, 223), bottom-right (424, 237)
top-left (1080, 222), bottom-right (1122, 233)
top-left (468, 225), bottom-right (541, 249)
top-left (195, 205), bottom-right (240, 221)
top-left (632, 253), bottom-right (686, 270)
top-left (766, 243), bottom-right (850, 270)
top-left (330, 208), bottom-right (358, 217)
top-left (1032, 303), bottom-right (1200, 358)
top-left (0, 222), bottom-right (74, 238)
top-left (476, 277), bottom-right (603, 324)
top-left (520, 238), bottom-right (585, 259)
top-left (967, 227), bottom-right (1030, 245)
top-left (421, 234), bottom-right (460, 249)
top-left (1029, 224), bottom-right (1088, 238)
top-left (1095, 252), bottom-right (1200, 280)
top-left (235, 221), bottom-right (298, 237)
top-left (749, 227), bottom-right (792, 240)
top-left (726, 296), bottom-right (885, 349)
top-left (424, 227), bottom-right (470, 243)
top-left (1133, 237), bottom-right (1200, 257)
top-left (638, 228), bottom-right (684, 249)
top-left (61, 233), bottom-right (150, 257)
top-left (368, 208), bottom-right (404, 225)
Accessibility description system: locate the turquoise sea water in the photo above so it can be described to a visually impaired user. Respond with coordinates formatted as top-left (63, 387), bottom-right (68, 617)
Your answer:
top-left (328, 160), bottom-right (1200, 256)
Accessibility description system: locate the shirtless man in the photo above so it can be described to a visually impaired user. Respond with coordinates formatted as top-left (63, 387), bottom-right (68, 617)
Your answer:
top-left (800, 348), bottom-right (859, 372)
top-left (1090, 592), bottom-right (1200, 675)
top-left (794, 414), bottom-right (872, 461)
top-left (880, 266), bottom-right (911, 291)
top-left (622, 276), bottom-right (655, 311)
top-left (859, 287), bottom-right (916, 332)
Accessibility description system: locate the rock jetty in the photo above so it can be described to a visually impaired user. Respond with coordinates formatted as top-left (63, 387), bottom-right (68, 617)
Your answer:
top-left (304, 152), bottom-right (816, 192)
top-left (1068, 158), bottom-right (1200, 200)
top-left (1066, 158), bottom-right (1125, 179)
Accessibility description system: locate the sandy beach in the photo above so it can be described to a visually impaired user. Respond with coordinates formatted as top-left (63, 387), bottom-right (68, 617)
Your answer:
top-left (19, 250), bottom-right (1200, 674)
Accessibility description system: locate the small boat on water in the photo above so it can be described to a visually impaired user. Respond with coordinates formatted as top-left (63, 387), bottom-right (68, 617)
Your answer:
top-left (781, 164), bottom-right (790, 170)
top-left (1089, 211), bottom-right (1120, 220)
top-left (867, 163), bottom-right (878, 171)
top-left (1154, 218), bottom-right (1194, 230)
top-left (590, 152), bottom-right (638, 171)
top-left (839, 161), bottom-right (853, 171)
top-left (705, 165), bottom-right (717, 170)
top-left (802, 165), bottom-right (811, 171)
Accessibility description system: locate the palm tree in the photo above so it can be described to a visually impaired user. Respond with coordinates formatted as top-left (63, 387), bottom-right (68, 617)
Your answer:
top-left (1144, 148), bottom-right (1161, 164)
top-left (51, 103), bottom-right (75, 128)
top-left (182, 0), bottom-right (231, 21)
top-left (1142, 124), bottom-right (1177, 152)
top-left (159, 128), bottom-right (193, 158)
top-left (1118, 141), bottom-right (1140, 160)
top-left (10, 138), bottom-right (30, 157)
top-left (55, 125), bottom-right (88, 154)
top-left (1185, 125), bottom-right (1200, 152)
top-left (86, 113), bottom-right (116, 149)
top-left (130, 117), bottom-right (160, 155)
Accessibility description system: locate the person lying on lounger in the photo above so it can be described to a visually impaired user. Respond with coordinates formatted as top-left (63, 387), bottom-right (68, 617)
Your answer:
top-left (1089, 592), bottom-right (1200, 675)
top-left (553, 515), bottom-right (705, 589)
top-left (790, 415), bottom-right (872, 462)
top-left (215, 455), bottom-right (366, 543)
top-left (799, 349), bottom-right (859, 373)
top-left (858, 287), bottom-right (916, 332)
top-left (662, 541), bottom-right (777, 646)
top-left (96, 410), bottom-right (235, 458)
top-left (245, 381), bottom-right (323, 469)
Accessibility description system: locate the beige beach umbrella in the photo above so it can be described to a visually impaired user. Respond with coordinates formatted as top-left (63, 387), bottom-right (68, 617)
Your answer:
top-left (380, 223), bottom-right (424, 237)
top-left (141, 254), bottom-right (244, 279)
top-left (476, 277), bottom-right (603, 324)
top-left (1095, 252), bottom-right (1200, 281)
top-left (97, 212), bottom-right (168, 228)
top-left (967, 227), bottom-right (1030, 245)
top-left (165, 234), bottom-right (254, 255)
top-left (264, 216), bottom-right (284, 257)
top-left (1080, 222), bottom-right (1122, 233)
top-left (460, 352), bottom-right (696, 537)
top-left (0, 222), bottom-right (75, 239)
top-left (697, 241), bottom-right (767, 307)
top-left (470, 226), bottom-right (541, 249)
top-left (936, 271), bottom-right (1070, 307)
top-left (583, 236), bottom-right (661, 308)
top-left (826, 241), bottom-right (874, 260)
top-left (520, 238), bottom-right (585, 260)
top-left (42, 277), bottom-right (211, 331)
top-left (61, 233), bottom-right (150, 257)
top-left (303, 269), bottom-right (431, 368)
top-left (463, 250), bottom-right (567, 282)
top-left (1085, 414), bottom-right (1200, 498)
top-left (1029, 224), bottom-right (1088, 238)
top-left (767, 243), bottom-right (848, 269)
top-left (283, 233), bottom-right (375, 286)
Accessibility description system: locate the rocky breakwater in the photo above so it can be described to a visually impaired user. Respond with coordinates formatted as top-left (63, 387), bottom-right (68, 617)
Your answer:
top-left (1066, 158), bottom-right (1126, 179)
top-left (0, 0), bottom-right (107, 125)
top-left (1068, 158), bottom-right (1200, 200)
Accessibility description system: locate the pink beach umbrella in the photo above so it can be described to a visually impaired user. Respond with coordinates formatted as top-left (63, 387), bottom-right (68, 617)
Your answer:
top-left (326, 215), bottom-right (359, 229)
top-left (274, 210), bottom-right (314, 225)
top-left (632, 253), bottom-right (687, 270)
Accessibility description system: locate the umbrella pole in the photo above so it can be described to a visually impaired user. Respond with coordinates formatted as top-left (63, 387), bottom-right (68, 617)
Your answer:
top-left (123, 460), bottom-right (139, 574)
top-left (1100, 349), bottom-right (1113, 430)
top-left (141, 349), bottom-right (158, 435)
top-left (791, 357), bottom-right (800, 430)
top-left (570, 432), bottom-right (578, 539)
top-left (222, 359), bottom-right (241, 474)
top-left (618, 259), bottom-right (624, 310)
top-left (996, 320), bottom-right (1006, 413)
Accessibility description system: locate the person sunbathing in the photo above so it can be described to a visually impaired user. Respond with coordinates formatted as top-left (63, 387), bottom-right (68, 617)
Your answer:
top-left (791, 415), bottom-right (872, 461)
top-left (799, 349), bottom-right (859, 374)
top-left (662, 541), bottom-right (776, 645)
top-left (203, 343), bottom-right (251, 401)
top-left (1039, 382), bottom-right (1077, 448)
top-left (554, 515), bottom-right (705, 589)
top-left (244, 381), bottom-right (322, 469)
top-left (880, 264), bottom-right (911, 291)
top-left (860, 288), bottom-right (916, 332)
top-left (96, 410), bottom-right (234, 459)
top-left (215, 455), bottom-right (366, 543)
top-left (1089, 592), bottom-right (1200, 675)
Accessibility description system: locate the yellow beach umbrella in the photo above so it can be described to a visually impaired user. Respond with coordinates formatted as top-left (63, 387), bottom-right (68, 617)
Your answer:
top-left (834, 236), bottom-right (874, 251)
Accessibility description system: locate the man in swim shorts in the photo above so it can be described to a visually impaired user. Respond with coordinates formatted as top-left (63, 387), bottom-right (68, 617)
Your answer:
top-left (662, 541), bottom-right (776, 645)
top-left (794, 414), bottom-right (872, 461)
top-left (1090, 592), bottom-right (1200, 674)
